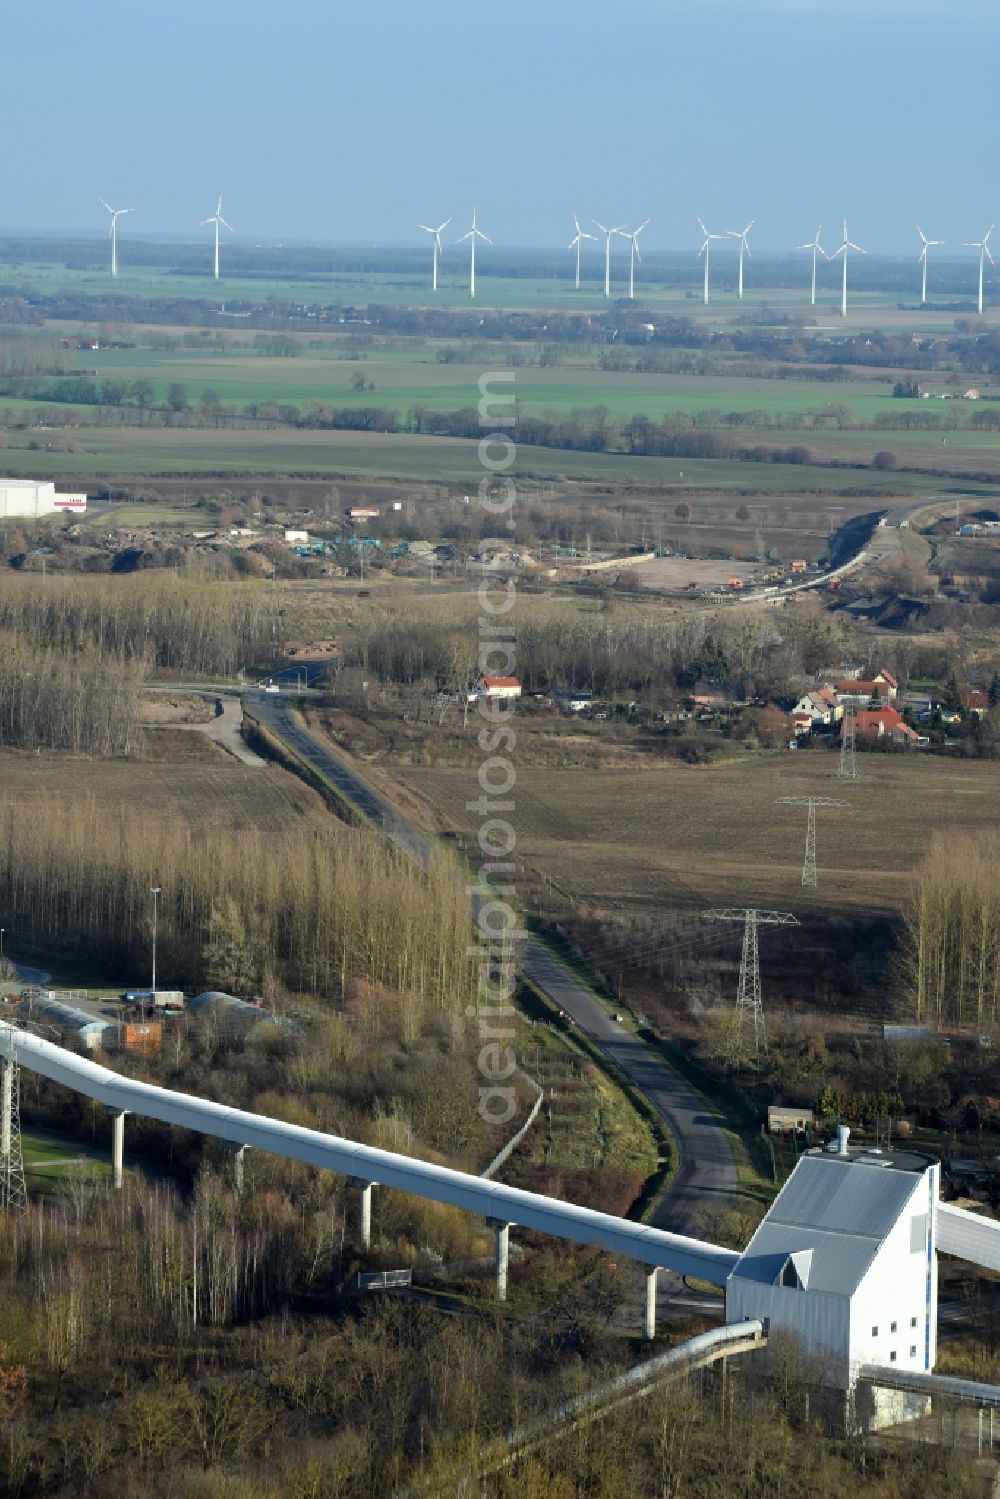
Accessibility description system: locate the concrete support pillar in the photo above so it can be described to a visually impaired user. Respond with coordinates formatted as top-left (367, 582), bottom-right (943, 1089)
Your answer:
top-left (111, 1109), bottom-right (126, 1190)
top-left (351, 1179), bottom-right (373, 1251)
top-left (231, 1145), bottom-right (246, 1196)
top-left (644, 1265), bottom-right (659, 1341)
top-left (490, 1220), bottom-right (512, 1301)
top-left (0, 1057), bottom-right (11, 1163)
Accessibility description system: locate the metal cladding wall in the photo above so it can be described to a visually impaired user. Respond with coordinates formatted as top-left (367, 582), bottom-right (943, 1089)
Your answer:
top-left (0, 481), bottom-right (86, 517)
top-left (0, 1022), bottom-right (740, 1282)
top-left (937, 1202), bottom-right (1000, 1271)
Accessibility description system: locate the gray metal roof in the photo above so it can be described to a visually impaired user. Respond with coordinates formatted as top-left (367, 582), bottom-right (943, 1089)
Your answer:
top-left (767, 1155), bottom-right (921, 1239)
top-left (22, 997), bottom-right (113, 1035)
top-left (731, 1155), bottom-right (926, 1297)
top-left (188, 991), bottom-right (293, 1038)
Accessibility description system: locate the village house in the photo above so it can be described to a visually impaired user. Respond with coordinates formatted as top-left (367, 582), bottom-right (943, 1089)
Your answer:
top-left (841, 706), bottom-right (918, 746)
top-left (962, 689), bottom-right (989, 716)
top-left (793, 688), bottom-right (842, 726)
top-left (833, 669), bottom-right (899, 707)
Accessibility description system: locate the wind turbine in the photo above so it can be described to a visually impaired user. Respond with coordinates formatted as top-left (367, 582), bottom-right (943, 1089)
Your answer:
top-left (99, 199), bottom-right (134, 279)
top-left (621, 219), bottom-right (650, 301)
top-left (568, 214), bottom-right (596, 291)
top-left (457, 207), bottom-right (491, 299)
top-left (696, 217), bottom-right (726, 305)
top-left (418, 217), bottom-right (452, 292)
top-left (199, 196), bottom-right (233, 281)
top-left (796, 225), bottom-right (826, 306)
top-left (964, 225), bottom-right (994, 315)
top-left (830, 219), bottom-right (867, 318)
top-left (726, 219), bottom-right (755, 299)
top-left (917, 224), bottom-right (947, 304)
top-left (593, 219), bottom-right (625, 299)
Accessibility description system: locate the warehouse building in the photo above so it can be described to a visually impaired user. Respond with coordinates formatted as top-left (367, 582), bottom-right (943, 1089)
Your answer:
top-left (20, 995), bottom-right (114, 1050)
top-left (0, 479), bottom-right (87, 518)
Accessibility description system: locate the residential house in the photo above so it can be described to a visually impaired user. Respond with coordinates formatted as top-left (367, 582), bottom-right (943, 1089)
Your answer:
top-left (793, 688), bottom-right (842, 726)
top-left (841, 707), bottom-right (918, 746)
top-left (834, 671), bottom-right (898, 707)
top-left (962, 689), bottom-right (989, 716)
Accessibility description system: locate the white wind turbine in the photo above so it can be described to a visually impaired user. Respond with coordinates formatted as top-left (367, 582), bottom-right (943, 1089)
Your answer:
top-left (418, 217), bottom-right (452, 292)
top-left (99, 198), bottom-right (134, 279)
top-left (199, 196), bottom-right (233, 281)
top-left (568, 214), bottom-right (597, 291)
top-left (593, 219), bottom-right (625, 299)
top-left (457, 207), bottom-right (491, 299)
top-left (796, 225), bottom-right (826, 306)
top-left (964, 225), bottom-right (994, 315)
top-left (620, 219), bottom-right (650, 301)
top-left (916, 226), bottom-right (945, 306)
top-left (696, 217), bottom-right (726, 305)
top-left (830, 219), bottom-right (866, 318)
top-left (727, 219), bottom-right (755, 299)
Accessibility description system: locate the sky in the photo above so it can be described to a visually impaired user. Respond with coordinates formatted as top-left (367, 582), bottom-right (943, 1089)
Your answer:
top-left (7, 0), bottom-right (998, 254)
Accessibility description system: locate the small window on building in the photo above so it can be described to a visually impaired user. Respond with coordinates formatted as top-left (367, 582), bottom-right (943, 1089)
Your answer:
top-left (910, 1346), bottom-right (917, 1357)
top-left (890, 1351), bottom-right (897, 1363)
top-left (871, 1326), bottom-right (878, 1337)
top-left (910, 1316), bottom-right (918, 1328)
top-left (890, 1320), bottom-right (897, 1333)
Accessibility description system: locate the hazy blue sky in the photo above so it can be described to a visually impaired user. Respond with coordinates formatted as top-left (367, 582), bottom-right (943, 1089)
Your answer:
top-left (8, 0), bottom-right (996, 253)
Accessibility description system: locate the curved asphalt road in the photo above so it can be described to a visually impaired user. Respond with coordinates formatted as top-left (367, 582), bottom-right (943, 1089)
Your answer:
top-left (252, 693), bottom-right (738, 1242)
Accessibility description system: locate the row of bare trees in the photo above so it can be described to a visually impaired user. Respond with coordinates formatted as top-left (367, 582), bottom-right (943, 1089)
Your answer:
top-left (0, 632), bottom-right (146, 754)
top-left (0, 795), bottom-right (473, 1008)
top-left (353, 599), bottom-right (854, 700)
top-left (0, 574), bottom-right (283, 677)
top-left (905, 832), bottom-right (1000, 1029)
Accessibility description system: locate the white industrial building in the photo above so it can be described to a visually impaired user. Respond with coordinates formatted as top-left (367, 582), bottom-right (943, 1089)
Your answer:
top-left (0, 479), bottom-right (87, 518)
top-left (726, 1133), bottom-right (939, 1396)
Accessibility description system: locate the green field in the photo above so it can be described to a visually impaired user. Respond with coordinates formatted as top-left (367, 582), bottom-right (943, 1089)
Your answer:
top-left (7, 253), bottom-right (999, 326)
top-left (3, 422), bottom-right (984, 491)
top-left (63, 347), bottom-right (986, 426)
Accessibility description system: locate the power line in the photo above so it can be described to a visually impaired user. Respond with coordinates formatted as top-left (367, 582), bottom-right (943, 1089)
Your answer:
top-left (0, 1050), bottom-right (27, 1214)
top-left (838, 707), bottom-right (858, 780)
top-left (775, 795), bottom-right (850, 887)
top-left (702, 909), bottom-right (799, 1063)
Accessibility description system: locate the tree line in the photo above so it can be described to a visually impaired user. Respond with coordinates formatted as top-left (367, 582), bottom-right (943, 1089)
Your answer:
top-left (0, 795), bottom-right (474, 1009)
top-left (905, 831), bottom-right (1000, 1030)
top-left (0, 575), bottom-right (284, 677)
top-left (0, 632), bottom-right (145, 755)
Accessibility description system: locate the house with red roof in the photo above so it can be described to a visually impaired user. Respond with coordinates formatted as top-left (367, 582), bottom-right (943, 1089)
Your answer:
top-left (841, 706), bottom-right (918, 746)
top-left (834, 670), bottom-right (898, 707)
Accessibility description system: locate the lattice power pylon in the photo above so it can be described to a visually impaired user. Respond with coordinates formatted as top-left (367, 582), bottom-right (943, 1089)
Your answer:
top-left (0, 1049), bottom-right (28, 1215)
top-left (776, 795), bottom-right (850, 887)
top-left (702, 909), bottom-right (799, 1062)
top-left (838, 708), bottom-right (858, 780)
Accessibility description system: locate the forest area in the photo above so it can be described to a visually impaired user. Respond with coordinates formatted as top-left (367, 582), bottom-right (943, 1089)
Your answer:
top-left (906, 831), bottom-right (1000, 1030)
top-left (0, 1174), bottom-right (989, 1498)
top-left (0, 796), bottom-right (473, 1009)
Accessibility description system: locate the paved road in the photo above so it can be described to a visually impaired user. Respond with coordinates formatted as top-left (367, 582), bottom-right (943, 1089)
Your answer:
top-left (252, 695), bottom-right (739, 1246)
